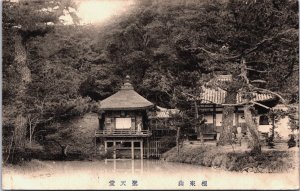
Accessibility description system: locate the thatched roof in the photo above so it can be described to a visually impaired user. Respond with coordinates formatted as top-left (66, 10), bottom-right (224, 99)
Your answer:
top-left (99, 76), bottom-right (154, 110)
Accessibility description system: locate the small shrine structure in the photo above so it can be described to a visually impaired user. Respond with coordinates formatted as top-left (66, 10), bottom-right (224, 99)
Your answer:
top-left (96, 76), bottom-right (154, 159)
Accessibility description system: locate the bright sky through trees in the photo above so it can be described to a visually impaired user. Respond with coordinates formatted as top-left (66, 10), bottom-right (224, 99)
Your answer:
top-left (61, 0), bottom-right (135, 24)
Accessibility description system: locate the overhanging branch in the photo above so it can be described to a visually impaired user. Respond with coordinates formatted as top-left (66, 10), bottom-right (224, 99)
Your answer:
top-left (222, 100), bottom-right (270, 109)
top-left (252, 88), bottom-right (287, 105)
top-left (250, 101), bottom-right (270, 109)
top-left (185, 28), bottom-right (297, 61)
top-left (246, 68), bottom-right (268, 73)
top-left (251, 80), bottom-right (267, 83)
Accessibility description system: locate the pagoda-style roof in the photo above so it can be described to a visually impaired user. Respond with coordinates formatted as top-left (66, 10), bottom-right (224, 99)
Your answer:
top-left (99, 76), bottom-right (154, 110)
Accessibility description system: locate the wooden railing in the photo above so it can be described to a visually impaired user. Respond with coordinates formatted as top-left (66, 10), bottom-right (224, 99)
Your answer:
top-left (146, 140), bottom-right (161, 159)
top-left (95, 129), bottom-right (152, 137)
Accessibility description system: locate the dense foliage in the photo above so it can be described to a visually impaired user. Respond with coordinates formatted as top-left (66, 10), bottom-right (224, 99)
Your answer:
top-left (2, 0), bottom-right (298, 161)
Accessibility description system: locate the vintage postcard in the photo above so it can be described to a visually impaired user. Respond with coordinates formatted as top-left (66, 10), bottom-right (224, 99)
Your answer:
top-left (2, 0), bottom-right (299, 190)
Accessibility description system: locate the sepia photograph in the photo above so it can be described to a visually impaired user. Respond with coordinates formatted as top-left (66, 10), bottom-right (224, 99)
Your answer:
top-left (1, 0), bottom-right (299, 190)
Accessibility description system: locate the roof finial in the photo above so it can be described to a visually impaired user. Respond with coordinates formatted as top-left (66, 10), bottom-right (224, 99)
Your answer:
top-left (125, 75), bottom-right (130, 83)
top-left (121, 75), bottom-right (134, 90)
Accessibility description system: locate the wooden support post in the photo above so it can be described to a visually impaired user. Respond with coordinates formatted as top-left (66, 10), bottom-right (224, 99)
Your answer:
top-left (147, 138), bottom-right (150, 159)
top-left (140, 140), bottom-right (143, 160)
top-left (104, 141), bottom-right (107, 153)
top-left (131, 141), bottom-right (134, 159)
top-left (94, 137), bottom-right (97, 154)
top-left (113, 141), bottom-right (116, 159)
top-left (234, 113), bottom-right (237, 127)
top-left (213, 104), bottom-right (216, 130)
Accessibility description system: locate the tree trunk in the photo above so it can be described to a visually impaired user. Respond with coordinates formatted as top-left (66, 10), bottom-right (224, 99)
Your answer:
top-left (219, 106), bottom-right (235, 145)
top-left (194, 101), bottom-right (199, 133)
top-left (29, 123), bottom-right (32, 147)
top-left (267, 116), bottom-right (275, 148)
top-left (270, 117), bottom-right (275, 142)
top-left (13, 32), bottom-right (31, 149)
top-left (176, 127), bottom-right (181, 154)
top-left (29, 122), bottom-right (37, 148)
top-left (244, 105), bottom-right (261, 154)
top-left (219, 91), bottom-right (237, 145)
top-left (194, 101), bottom-right (199, 118)
top-left (14, 32), bottom-right (31, 95)
top-left (194, 101), bottom-right (204, 143)
top-left (4, 131), bottom-right (15, 164)
top-left (47, 140), bottom-right (69, 158)
top-left (14, 115), bottom-right (27, 148)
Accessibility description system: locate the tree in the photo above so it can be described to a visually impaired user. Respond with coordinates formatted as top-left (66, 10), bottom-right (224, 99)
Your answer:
top-left (2, 0), bottom-right (79, 149)
top-left (287, 106), bottom-right (299, 132)
top-left (3, 0), bottom-right (297, 160)
top-left (266, 109), bottom-right (288, 147)
top-left (169, 77), bottom-right (206, 153)
top-left (179, 0), bottom-right (298, 153)
top-left (3, 0), bottom-right (78, 95)
top-left (44, 125), bottom-right (75, 158)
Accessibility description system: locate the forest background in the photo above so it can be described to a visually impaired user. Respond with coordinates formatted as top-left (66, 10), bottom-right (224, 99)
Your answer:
top-left (2, 0), bottom-right (299, 162)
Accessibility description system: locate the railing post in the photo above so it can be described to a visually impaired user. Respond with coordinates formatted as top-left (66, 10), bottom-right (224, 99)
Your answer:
top-left (113, 141), bottom-right (116, 159)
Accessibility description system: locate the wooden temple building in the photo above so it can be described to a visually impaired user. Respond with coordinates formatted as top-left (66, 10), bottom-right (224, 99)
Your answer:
top-left (96, 76), bottom-right (155, 159)
top-left (197, 75), bottom-right (278, 141)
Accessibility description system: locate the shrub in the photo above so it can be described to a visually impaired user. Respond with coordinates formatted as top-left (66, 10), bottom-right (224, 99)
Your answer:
top-left (159, 136), bottom-right (177, 153)
top-left (211, 155), bottom-right (223, 167)
top-left (162, 145), bottom-right (296, 173)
